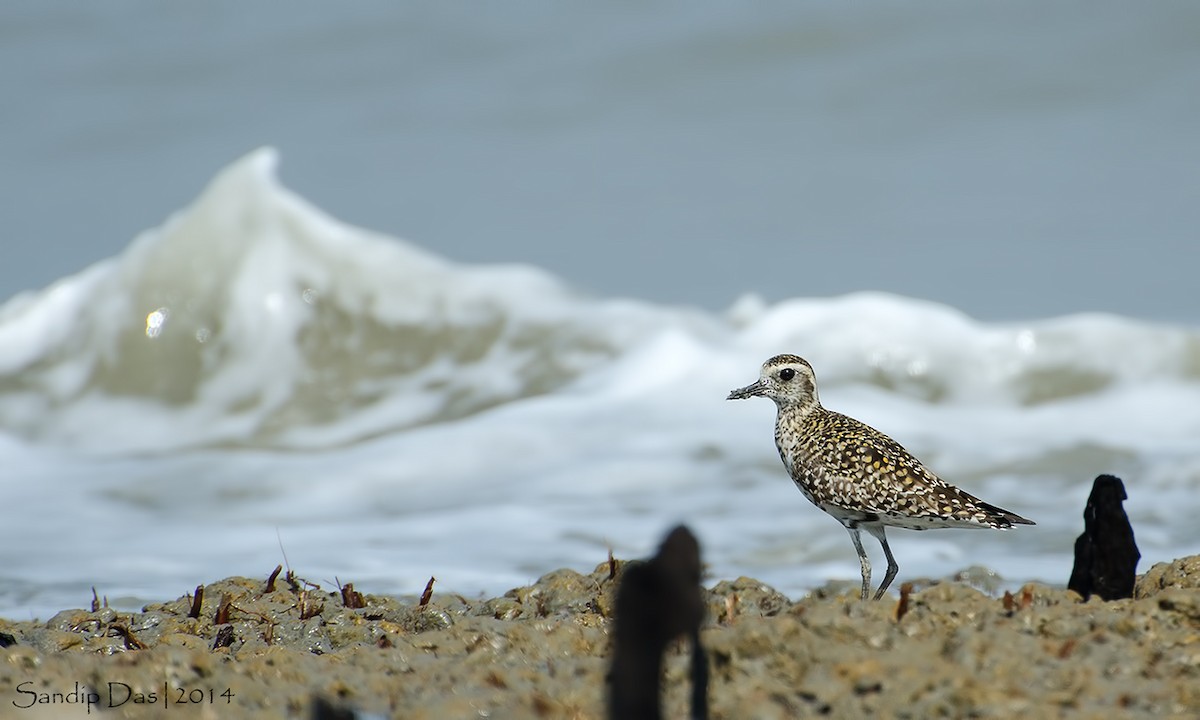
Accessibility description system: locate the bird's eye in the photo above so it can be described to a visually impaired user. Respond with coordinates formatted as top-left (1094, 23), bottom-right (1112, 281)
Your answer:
top-left (779, 368), bottom-right (796, 382)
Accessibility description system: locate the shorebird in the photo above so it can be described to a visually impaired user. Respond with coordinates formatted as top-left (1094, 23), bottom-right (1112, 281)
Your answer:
top-left (728, 354), bottom-right (1034, 600)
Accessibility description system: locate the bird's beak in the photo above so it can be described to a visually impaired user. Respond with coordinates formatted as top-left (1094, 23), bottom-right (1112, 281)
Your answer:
top-left (727, 380), bottom-right (765, 400)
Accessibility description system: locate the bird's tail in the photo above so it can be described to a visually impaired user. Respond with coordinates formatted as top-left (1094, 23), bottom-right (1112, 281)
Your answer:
top-left (979, 500), bottom-right (1035, 527)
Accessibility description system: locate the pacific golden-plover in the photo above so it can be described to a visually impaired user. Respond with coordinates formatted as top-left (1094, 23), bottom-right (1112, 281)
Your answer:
top-left (728, 354), bottom-right (1034, 600)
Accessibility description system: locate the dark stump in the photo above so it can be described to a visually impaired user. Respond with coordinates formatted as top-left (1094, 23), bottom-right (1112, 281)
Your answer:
top-left (1068, 474), bottom-right (1140, 600)
top-left (609, 525), bottom-right (708, 720)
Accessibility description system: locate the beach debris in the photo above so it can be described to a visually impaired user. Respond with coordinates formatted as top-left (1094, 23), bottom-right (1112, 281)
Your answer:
top-left (895, 582), bottom-right (914, 621)
top-left (419, 577), bottom-right (436, 608)
top-left (108, 624), bottom-right (146, 650)
top-left (340, 582), bottom-right (365, 610)
top-left (1068, 474), bottom-right (1140, 600)
top-left (298, 590), bottom-right (323, 620)
top-left (188, 585), bottom-right (204, 619)
top-left (211, 624), bottom-right (235, 650)
top-left (609, 525), bottom-right (708, 720)
top-left (688, 619), bottom-right (709, 720)
top-left (310, 695), bottom-right (356, 720)
top-left (266, 564), bottom-right (283, 593)
top-left (214, 594), bottom-right (232, 625)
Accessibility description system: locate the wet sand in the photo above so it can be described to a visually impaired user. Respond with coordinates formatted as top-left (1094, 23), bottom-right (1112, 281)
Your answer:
top-left (1, 556), bottom-right (1198, 719)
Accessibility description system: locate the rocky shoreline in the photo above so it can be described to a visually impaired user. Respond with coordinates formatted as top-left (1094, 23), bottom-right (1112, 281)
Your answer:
top-left (2, 556), bottom-right (1198, 719)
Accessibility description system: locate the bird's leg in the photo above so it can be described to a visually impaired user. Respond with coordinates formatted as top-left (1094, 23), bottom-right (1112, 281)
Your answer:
top-left (865, 525), bottom-right (899, 601)
top-left (845, 526), bottom-right (872, 601)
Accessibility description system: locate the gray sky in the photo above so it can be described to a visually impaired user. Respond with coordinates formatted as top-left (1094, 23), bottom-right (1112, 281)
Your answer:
top-left (3, 2), bottom-right (1198, 322)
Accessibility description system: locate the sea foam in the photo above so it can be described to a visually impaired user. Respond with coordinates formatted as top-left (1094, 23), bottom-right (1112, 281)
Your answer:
top-left (0, 149), bottom-right (1197, 618)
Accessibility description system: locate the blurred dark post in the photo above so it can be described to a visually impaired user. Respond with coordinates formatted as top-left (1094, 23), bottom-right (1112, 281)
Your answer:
top-left (1068, 474), bottom-right (1140, 600)
top-left (609, 525), bottom-right (708, 720)
top-left (310, 696), bottom-right (355, 720)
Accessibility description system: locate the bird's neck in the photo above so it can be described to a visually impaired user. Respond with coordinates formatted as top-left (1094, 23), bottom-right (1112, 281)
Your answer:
top-left (776, 399), bottom-right (821, 424)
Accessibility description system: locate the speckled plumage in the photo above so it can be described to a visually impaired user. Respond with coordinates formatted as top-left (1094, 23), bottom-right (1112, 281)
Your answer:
top-left (728, 354), bottom-right (1034, 600)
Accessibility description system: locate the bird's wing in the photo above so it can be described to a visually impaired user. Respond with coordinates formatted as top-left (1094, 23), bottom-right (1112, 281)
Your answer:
top-left (815, 412), bottom-right (1004, 525)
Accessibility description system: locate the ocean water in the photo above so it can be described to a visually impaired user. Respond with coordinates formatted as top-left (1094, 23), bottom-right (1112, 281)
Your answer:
top-left (1, 150), bottom-right (1198, 619)
top-left (4, 2), bottom-right (1199, 321)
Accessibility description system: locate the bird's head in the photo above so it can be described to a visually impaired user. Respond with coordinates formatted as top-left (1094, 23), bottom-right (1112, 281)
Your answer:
top-left (727, 354), bottom-right (820, 412)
